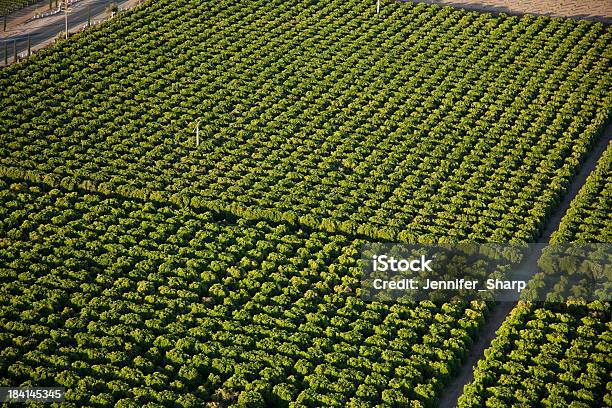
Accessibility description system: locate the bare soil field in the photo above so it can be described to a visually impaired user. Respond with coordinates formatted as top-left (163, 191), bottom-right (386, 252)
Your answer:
top-left (407, 0), bottom-right (612, 23)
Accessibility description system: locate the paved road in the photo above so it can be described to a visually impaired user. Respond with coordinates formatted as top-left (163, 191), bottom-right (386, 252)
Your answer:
top-left (1, 0), bottom-right (131, 58)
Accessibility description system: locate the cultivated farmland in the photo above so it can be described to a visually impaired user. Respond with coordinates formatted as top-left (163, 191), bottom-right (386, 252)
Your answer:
top-left (1, 0), bottom-right (36, 17)
top-left (459, 146), bottom-right (612, 407)
top-left (0, 179), bottom-right (488, 406)
top-left (1, 0), bottom-right (611, 407)
top-left (1, 0), bottom-right (610, 244)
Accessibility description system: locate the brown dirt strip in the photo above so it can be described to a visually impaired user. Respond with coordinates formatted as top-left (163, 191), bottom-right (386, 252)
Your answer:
top-left (403, 0), bottom-right (612, 24)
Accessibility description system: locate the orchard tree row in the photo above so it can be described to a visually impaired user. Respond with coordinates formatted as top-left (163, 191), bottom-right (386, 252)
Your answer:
top-left (0, 0), bottom-right (38, 17)
top-left (550, 144), bottom-right (611, 243)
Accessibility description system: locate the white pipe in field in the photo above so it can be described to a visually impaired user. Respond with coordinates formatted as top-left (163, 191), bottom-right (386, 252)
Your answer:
top-left (195, 120), bottom-right (201, 146)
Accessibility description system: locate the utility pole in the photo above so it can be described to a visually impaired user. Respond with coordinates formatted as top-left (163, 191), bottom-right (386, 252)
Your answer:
top-left (64, 0), bottom-right (68, 39)
top-left (49, 0), bottom-right (52, 9)
top-left (87, 7), bottom-right (91, 26)
top-left (3, 15), bottom-right (6, 32)
top-left (4, 41), bottom-right (7, 65)
top-left (13, 39), bottom-right (16, 63)
top-left (27, 35), bottom-right (31, 57)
